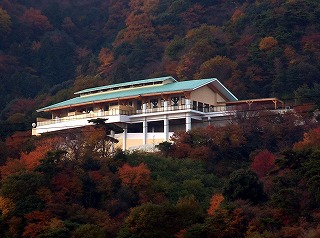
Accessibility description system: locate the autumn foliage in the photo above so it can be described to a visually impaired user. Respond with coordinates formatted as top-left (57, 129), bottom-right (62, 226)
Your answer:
top-left (293, 127), bottom-right (320, 150)
top-left (251, 150), bottom-right (276, 178)
top-left (0, 0), bottom-right (320, 236)
top-left (207, 194), bottom-right (224, 216)
top-left (118, 163), bottom-right (151, 189)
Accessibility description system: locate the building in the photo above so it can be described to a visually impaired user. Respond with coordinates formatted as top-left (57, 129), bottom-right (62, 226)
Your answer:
top-left (32, 76), bottom-right (240, 150)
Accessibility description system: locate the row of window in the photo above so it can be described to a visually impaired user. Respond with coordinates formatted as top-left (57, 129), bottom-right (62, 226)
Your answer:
top-left (67, 97), bottom-right (216, 114)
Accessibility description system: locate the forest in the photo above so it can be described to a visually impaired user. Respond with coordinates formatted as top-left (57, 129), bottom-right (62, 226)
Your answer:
top-left (0, 110), bottom-right (320, 237)
top-left (0, 0), bottom-right (320, 237)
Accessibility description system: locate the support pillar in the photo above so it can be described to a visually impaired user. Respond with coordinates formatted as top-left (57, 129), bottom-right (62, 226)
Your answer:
top-left (186, 114), bottom-right (191, 131)
top-left (186, 99), bottom-right (191, 109)
top-left (110, 130), bottom-right (115, 154)
top-left (164, 115), bottom-right (169, 141)
top-left (143, 117), bottom-right (147, 145)
top-left (164, 100), bottom-right (168, 111)
top-left (122, 124), bottom-right (127, 151)
top-left (142, 103), bottom-right (147, 114)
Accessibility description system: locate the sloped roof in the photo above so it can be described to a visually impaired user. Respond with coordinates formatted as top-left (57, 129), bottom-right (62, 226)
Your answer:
top-left (37, 77), bottom-right (237, 112)
top-left (74, 76), bottom-right (177, 95)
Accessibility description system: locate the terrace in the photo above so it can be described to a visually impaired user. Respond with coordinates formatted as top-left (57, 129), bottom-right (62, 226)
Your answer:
top-left (36, 99), bottom-right (229, 127)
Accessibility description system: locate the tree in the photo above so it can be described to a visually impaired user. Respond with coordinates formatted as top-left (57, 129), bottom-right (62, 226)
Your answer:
top-left (1, 172), bottom-right (45, 216)
top-left (1, 172), bottom-right (45, 202)
top-left (294, 127), bottom-right (320, 151)
top-left (0, 7), bottom-right (11, 34)
top-left (118, 203), bottom-right (179, 238)
top-left (156, 141), bottom-right (172, 157)
top-left (207, 194), bottom-right (224, 216)
top-left (196, 55), bottom-right (238, 81)
top-left (114, 12), bottom-right (155, 46)
top-left (0, 196), bottom-right (15, 217)
top-left (251, 150), bottom-right (276, 178)
top-left (223, 169), bottom-right (265, 204)
top-left (97, 48), bottom-right (114, 77)
top-left (118, 163), bottom-right (151, 190)
top-left (72, 224), bottom-right (106, 238)
top-left (20, 8), bottom-right (52, 31)
top-left (88, 118), bottom-right (123, 158)
top-left (259, 37), bottom-right (278, 51)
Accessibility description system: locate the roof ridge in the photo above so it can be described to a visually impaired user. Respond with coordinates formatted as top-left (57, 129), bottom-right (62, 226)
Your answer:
top-left (74, 76), bottom-right (177, 95)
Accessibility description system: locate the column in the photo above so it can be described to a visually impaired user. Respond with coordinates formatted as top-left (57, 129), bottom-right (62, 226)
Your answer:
top-left (110, 130), bottom-right (115, 154)
top-left (122, 124), bottom-right (127, 151)
top-left (186, 113), bottom-right (191, 131)
top-left (186, 99), bottom-right (191, 109)
top-left (143, 117), bottom-right (147, 145)
top-left (164, 100), bottom-right (168, 111)
top-left (164, 115), bottom-right (169, 141)
top-left (142, 102), bottom-right (147, 113)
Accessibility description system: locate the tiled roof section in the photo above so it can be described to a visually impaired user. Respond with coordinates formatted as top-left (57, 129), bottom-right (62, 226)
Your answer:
top-left (37, 78), bottom-right (238, 112)
top-left (74, 76), bottom-right (177, 95)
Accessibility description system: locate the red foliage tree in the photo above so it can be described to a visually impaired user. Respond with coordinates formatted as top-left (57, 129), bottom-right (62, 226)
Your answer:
top-left (293, 127), bottom-right (320, 150)
top-left (20, 144), bottom-right (51, 171)
top-left (22, 210), bottom-right (53, 238)
top-left (5, 131), bottom-right (31, 159)
top-left (207, 194), bottom-right (224, 216)
top-left (118, 163), bottom-right (151, 190)
top-left (0, 159), bottom-right (25, 180)
top-left (251, 150), bottom-right (276, 178)
top-left (20, 8), bottom-right (52, 30)
top-left (51, 171), bottom-right (83, 204)
top-left (180, 4), bottom-right (205, 29)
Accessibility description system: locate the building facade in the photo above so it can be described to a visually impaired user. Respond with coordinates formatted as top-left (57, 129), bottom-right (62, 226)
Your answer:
top-left (33, 76), bottom-right (240, 150)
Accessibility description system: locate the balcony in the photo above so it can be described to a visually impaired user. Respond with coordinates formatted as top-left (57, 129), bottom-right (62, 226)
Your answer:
top-left (36, 102), bottom-right (228, 127)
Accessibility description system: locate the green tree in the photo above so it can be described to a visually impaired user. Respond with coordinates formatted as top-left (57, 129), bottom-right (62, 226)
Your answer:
top-left (1, 172), bottom-right (46, 215)
top-left (0, 7), bottom-right (11, 34)
top-left (223, 169), bottom-right (265, 204)
top-left (72, 224), bottom-right (107, 238)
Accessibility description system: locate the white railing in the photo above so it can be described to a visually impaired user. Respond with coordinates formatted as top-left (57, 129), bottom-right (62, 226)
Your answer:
top-left (36, 103), bottom-right (229, 126)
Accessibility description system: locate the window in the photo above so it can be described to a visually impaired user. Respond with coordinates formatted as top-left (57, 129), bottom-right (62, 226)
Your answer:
top-left (171, 97), bottom-right (179, 106)
top-left (137, 101), bottom-right (142, 110)
top-left (204, 103), bottom-right (209, 112)
top-left (193, 101), bottom-right (198, 110)
top-left (150, 99), bottom-right (158, 108)
top-left (109, 102), bottom-right (118, 106)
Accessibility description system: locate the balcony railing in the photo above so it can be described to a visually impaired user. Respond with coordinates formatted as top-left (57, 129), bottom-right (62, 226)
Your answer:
top-left (36, 104), bottom-right (228, 127)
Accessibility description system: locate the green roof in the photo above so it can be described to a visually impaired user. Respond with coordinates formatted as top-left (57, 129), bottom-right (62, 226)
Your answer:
top-left (74, 76), bottom-right (177, 95)
top-left (37, 77), bottom-right (237, 112)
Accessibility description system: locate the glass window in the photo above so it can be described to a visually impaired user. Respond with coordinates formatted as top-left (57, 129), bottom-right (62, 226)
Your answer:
top-left (137, 101), bottom-right (142, 110)
top-left (193, 101), bottom-right (197, 110)
top-left (171, 97), bottom-right (179, 106)
top-left (150, 99), bottom-right (158, 108)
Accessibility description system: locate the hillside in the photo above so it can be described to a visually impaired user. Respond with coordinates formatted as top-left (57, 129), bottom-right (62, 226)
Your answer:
top-left (0, 113), bottom-right (320, 237)
top-left (0, 1), bottom-right (320, 236)
top-left (0, 0), bottom-right (320, 138)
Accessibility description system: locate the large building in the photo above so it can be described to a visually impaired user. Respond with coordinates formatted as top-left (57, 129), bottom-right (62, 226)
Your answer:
top-left (32, 76), bottom-right (282, 150)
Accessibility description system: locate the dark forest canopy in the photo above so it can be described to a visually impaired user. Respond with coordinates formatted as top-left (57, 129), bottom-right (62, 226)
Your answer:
top-left (0, 0), bottom-right (320, 132)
